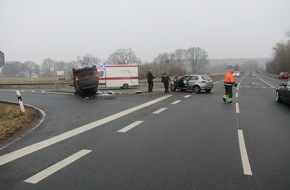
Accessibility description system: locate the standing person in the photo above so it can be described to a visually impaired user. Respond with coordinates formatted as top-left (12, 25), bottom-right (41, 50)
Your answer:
top-left (223, 70), bottom-right (237, 103)
top-left (162, 72), bottom-right (171, 93)
top-left (147, 70), bottom-right (155, 92)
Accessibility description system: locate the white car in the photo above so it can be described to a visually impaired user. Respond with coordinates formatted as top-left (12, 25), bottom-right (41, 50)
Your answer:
top-left (233, 71), bottom-right (240, 77)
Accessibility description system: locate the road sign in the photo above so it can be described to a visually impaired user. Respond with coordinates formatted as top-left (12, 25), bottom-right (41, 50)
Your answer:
top-left (0, 51), bottom-right (5, 67)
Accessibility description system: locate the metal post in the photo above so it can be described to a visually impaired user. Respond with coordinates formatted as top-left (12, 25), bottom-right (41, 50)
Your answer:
top-left (16, 90), bottom-right (25, 113)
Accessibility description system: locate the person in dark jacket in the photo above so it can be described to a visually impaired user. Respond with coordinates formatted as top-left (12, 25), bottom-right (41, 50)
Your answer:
top-left (147, 70), bottom-right (155, 92)
top-left (161, 72), bottom-right (171, 93)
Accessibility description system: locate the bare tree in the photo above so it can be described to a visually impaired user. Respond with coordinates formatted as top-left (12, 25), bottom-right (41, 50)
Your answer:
top-left (41, 58), bottom-right (55, 77)
top-left (186, 47), bottom-right (209, 73)
top-left (107, 48), bottom-right (141, 65)
top-left (172, 49), bottom-right (188, 69)
top-left (22, 61), bottom-right (40, 77)
top-left (77, 54), bottom-right (101, 67)
top-left (1, 61), bottom-right (22, 77)
top-left (153, 52), bottom-right (169, 66)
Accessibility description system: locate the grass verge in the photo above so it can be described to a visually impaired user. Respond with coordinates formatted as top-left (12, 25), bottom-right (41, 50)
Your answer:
top-left (0, 102), bottom-right (39, 141)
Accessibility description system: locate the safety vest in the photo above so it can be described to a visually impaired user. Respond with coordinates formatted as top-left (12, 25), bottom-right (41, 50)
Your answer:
top-left (224, 71), bottom-right (235, 86)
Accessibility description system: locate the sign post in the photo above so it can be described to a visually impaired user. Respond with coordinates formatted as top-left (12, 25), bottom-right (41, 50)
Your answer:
top-left (16, 90), bottom-right (25, 113)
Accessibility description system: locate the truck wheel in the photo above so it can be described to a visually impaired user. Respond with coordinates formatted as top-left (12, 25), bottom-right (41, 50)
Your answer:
top-left (122, 84), bottom-right (129, 89)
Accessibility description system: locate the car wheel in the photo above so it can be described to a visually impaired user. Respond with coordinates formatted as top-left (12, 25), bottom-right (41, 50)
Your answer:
top-left (276, 91), bottom-right (281, 103)
top-left (170, 84), bottom-right (175, 92)
top-left (193, 86), bottom-right (201, 93)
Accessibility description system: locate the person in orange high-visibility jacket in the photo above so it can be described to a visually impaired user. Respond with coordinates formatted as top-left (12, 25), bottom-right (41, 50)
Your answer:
top-left (223, 70), bottom-right (237, 103)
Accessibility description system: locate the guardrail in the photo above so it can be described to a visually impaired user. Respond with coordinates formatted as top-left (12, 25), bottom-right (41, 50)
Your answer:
top-left (0, 74), bottom-right (225, 90)
top-left (0, 82), bottom-right (73, 90)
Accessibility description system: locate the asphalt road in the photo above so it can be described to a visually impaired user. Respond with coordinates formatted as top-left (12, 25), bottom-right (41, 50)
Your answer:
top-left (0, 72), bottom-right (290, 190)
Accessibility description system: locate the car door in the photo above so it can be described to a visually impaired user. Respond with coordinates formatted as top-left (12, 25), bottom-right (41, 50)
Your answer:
top-left (178, 76), bottom-right (189, 88)
top-left (188, 75), bottom-right (199, 89)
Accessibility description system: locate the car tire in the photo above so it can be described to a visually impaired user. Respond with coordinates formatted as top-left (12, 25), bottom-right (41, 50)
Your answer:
top-left (276, 91), bottom-right (281, 103)
top-left (170, 85), bottom-right (175, 92)
top-left (193, 86), bottom-right (201, 93)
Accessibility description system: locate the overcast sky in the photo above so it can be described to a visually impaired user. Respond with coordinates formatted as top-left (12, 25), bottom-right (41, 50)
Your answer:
top-left (1, 0), bottom-right (289, 65)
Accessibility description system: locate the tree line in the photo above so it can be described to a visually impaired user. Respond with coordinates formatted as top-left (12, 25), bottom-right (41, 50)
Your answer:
top-left (0, 47), bottom-right (209, 79)
top-left (266, 39), bottom-right (290, 74)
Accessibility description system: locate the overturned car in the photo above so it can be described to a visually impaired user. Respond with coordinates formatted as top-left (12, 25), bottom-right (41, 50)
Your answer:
top-left (73, 65), bottom-right (99, 96)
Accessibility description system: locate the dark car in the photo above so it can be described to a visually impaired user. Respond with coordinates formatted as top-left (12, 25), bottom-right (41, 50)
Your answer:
top-left (73, 65), bottom-right (99, 96)
top-left (276, 81), bottom-right (290, 104)
top-left (278, 72), bottom-right (289, 79)
top-left (170, 74), bottom-right (214, 93)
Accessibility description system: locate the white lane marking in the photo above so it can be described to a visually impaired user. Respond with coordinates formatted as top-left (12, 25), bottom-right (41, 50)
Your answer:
top-left (238, 130), bottom-right (253, 176)
top-left (24, 149), bottom-right (92, 184)
top-left (236, 103), bottom-right (240, 113)
top-left (153, 108), bottom-right (167, 114)
top-left (171, 100), bottom-right (181, 104)
top-left (118, 121), bottom-right (143, 133)
top-left (31, 90), bottom-right (35, 92)
top-left (255, 75), bottom-right (275, 88)
top-left (236, 93), bottom-right (238, 98)
top-left (0, 95), bottom-right (172, 166)
top-left (41, 90), bottom-right (45, 93)
top-left (184, 95), bottom-right (191, 98)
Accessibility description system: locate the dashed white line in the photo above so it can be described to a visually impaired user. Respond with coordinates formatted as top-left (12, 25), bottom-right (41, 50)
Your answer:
top-left (238, 130), bottom-right (253, 176)
top-left (236, 92), bottom-right (238, 98)
top-left (153, 108), bottom-right (167, 114)
top-left (236, 103), bottom-right (240, 113)
top-left (0, 95), bottom-right (172, 166)
top-left (24, 149), bottom-right (92, 184)
top-left (118, 121), bottom-right (144, 133)
top-left (171, 100), bottom-right (181, 104)
top-left (184, 95), bottom-right (191, 98)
